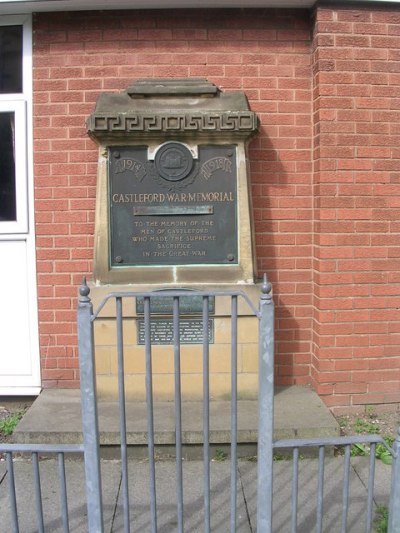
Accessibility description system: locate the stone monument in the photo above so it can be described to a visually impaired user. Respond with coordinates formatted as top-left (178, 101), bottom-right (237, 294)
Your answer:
top-left (87, 78), bottom-right (260, 399)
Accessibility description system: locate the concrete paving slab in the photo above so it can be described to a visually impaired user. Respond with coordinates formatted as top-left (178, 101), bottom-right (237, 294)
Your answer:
top-left (112, 460), bottom-right (251, 532)
top-left (274, 386), bottom-right (340, 439)
top-left (13, 386), bottom-right (339, 448)
top-left (0, 458), bottom-right (120, 533)
top-left (0, 454), bottom-right (394, 532)
top-left (351, 456), bottom-right (391, 506)
top-left (239, 457), bottom-right (387, 533)
top-left (97, 400), bottom-right (259, 445)
top-left (0, 460), bottom-right (6, 479)
top-left (13, 389), bottom-right (84, 444)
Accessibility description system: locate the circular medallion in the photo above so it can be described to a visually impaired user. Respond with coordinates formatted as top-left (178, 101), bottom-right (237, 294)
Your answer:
top-left (155, 142), bottom-right (194, 182)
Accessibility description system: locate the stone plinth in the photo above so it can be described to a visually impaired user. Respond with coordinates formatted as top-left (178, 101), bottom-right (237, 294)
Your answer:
top-left (87, 78), bottom-right (260, 400)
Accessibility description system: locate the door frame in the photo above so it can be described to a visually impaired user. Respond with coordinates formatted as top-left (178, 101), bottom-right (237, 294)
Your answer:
top-left (0, 14), bottom-right (41, 395)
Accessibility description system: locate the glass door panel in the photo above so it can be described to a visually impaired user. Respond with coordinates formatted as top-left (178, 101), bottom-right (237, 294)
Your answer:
top-left (0, 111), bottom-right (16, 221)
top-left (0, 100), bottom-right (27, 233)
top-left (0, 25), bottom-right (22, 94)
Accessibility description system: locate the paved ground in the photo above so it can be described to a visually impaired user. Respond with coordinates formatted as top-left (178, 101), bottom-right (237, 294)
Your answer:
top-left (3, 387), bottom-right (392, 531)
top-left (0, 455), bottom-right (392, 532)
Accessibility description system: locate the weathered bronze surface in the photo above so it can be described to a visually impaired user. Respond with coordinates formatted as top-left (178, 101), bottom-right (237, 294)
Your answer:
top-left (109, 144), bottom-right (237, 267)
top-left (137, 318), bottom-right (214, 345)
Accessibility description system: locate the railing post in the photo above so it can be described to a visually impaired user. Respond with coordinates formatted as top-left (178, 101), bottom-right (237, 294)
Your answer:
top-left (77, 279), bottom-right (104, 533)
top-left (256, 274), bottom-right (275, 533)
top-left (388, 428), bottom-right (400, 533)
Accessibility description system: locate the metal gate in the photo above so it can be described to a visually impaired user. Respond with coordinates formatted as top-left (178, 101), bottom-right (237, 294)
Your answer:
top-left (77, 276), bottom-right (274, 533)
top-left (1, 276), bottom-right (400, 531)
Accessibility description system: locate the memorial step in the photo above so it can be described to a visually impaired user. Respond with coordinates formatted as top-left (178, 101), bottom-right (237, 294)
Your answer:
top-left (13, 386), bottom-right (339, 459)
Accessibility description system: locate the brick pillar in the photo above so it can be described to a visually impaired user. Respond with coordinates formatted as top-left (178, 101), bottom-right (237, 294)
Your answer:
top-left (312, 5), bottom-right (400, 413)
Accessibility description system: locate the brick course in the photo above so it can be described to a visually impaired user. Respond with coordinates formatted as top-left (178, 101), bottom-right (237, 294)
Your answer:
top-left (33, 5), bottom-right (400, 411)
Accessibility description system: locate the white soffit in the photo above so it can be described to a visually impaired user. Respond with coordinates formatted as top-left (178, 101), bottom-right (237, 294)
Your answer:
top-left (0, 0), bottom-right (398, 15)
top-left (0, 0), bottom-right (315, 15)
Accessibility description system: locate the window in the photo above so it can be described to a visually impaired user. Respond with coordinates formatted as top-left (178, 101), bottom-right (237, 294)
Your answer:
top-left (0, 25), bottom-right (22, 94)
top-left (0, 100), bottom-right (26, 231)
top-left (0, 18), bottom-right (29, 234)
top-left (0, 111), bottom-right (17, 221)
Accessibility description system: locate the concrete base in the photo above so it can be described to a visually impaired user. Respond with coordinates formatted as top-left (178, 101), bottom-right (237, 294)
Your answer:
top-left (13, 386), bottom-right (339, 458)
top-left (0, 456), bottom-right (391, 532)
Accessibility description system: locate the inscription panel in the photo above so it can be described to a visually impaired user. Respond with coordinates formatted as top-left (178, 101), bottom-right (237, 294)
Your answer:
top-left (137, 319), bottom-right (214, 345)
top-left (136, 293), bottom-right (215, 315)
top-left (109, 144), bottom-right (237, 267)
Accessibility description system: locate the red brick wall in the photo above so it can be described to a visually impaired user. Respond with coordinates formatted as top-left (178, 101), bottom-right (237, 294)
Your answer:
top-left (33, 8), bottom-right (313, 390)
top-left (312, 5), bottom-right (400, 413)
top-left (33, 5), bottom-right (400, 412)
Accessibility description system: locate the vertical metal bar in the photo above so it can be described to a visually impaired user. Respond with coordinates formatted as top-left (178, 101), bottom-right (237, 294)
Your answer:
top-left (256, 275), bottom-right (275, 533)
top-left (7, 452), bottom-right (19, 533)
top-left (388, 428), bottom-right (400, 532)
top-left (32, 452), bottom-right (45, 533)
top-left (173, 296), bottom-right (184, 533)
top-left (116, 296), bottom-right (130, 533)
top-left (144, 296), bottom-right (157, 533)
top-left (77, 280), bottom-right (104, 533)
top-left (58, 452), bottom-right (70, 533)
top-left (230, 294), bottom-right (238, 533)
top-left (341, 444), bottom-right (351, 533)
top-left (365, 443), bottom-right (376, 533)
top-left (316, 446), bottom-right (325, 533)
top-left (203, 296), bottom-right (210, 533)
top-left (291, 447), bottom-right (299, 533)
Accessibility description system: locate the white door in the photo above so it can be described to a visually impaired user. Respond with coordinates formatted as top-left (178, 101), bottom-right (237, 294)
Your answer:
top-left (0, 16), bottom-right (41, 395)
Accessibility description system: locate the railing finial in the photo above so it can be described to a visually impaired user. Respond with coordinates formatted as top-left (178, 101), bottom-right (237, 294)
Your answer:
top-left (261, 273), bottom-right (272, 298)
top-left (79, 277), bottom-right (91, 302)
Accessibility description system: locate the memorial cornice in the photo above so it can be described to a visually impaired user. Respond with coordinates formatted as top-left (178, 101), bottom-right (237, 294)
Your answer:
top-left (87, 78), bottom-right (259, 141)
top-left (87, 111), bottom-right (258, 138)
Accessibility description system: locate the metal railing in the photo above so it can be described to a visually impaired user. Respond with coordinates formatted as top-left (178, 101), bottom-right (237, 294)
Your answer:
top-left (272, 436), bottom-right (394, 533)
top-left (77, 277), bottom-right (267, 533)
top-left (0, 443), bottom-right (84, 533)
top-left (3, 276), bottom-right (400, 531)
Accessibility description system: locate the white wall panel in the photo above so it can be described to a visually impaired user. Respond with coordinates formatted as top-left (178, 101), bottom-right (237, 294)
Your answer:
top-left (0, 239), bottom-right (40, 392)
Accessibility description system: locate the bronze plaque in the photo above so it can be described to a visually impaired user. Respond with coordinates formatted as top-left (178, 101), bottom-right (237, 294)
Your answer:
top-left (136, 290), bottom-right (215, 315)
top-left (137, 319), bottom-right (214, 345)
top-left (109, 144), bottom-right (237, 267)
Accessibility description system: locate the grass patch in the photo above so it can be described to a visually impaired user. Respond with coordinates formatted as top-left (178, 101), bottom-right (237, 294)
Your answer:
top-left (213, 448), bottom-right (228, 462)
top-left (353, 417), bottom-right (379, 435)
top-left (374, 504), bottom-right (389, 533)
top-left (349, 437), bottom-right (394, 465)
top-left (0, 412), bottom-right (23, 436)
top-left (339, 415), bottom-right (395, 465)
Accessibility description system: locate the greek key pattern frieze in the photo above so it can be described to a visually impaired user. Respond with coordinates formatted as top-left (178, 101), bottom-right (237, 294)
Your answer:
top-left (88, 112), bottom-right (258, 134)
